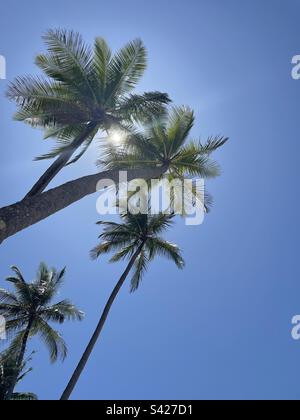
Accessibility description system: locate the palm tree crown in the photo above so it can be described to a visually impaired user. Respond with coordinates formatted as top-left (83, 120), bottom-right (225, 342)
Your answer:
top-left (99, 106), bottom-right (228, 212)
top-left (0, 263), bottom-right (84, 362)
top-left (91, 213), bottom-right (185, 292)
top-left (100, 106), bottom-right (228, 180)
top-left (7, 29), bottom-right (170, 164)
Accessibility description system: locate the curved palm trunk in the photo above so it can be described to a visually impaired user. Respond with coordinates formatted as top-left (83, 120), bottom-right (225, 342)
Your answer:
top-left (0, 166), bottom-right (167, 244)
top-left (4, 319), bottom-right (33, 401)
top-left (25, 123), bottom-right (97, 198)
top-left (60, 243), bottom-right (145, 401)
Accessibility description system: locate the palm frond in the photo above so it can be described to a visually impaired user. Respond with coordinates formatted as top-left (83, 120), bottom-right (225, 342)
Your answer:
top-left (34, 318), bottom-right (67, 362)
top-left (65, 136), bottom-right (95, 165)
top-left (52, 267), bottom-right (66, 288)
top-left (6, 276), bottom-right (32, 306)
top-left (34, 140), bottom-right (72, 161)
top-left (4, 331), bottom-right (27, 359)
top-left (0, 304), bottom-right (25, 320)
top-left (148, 213), bottom-right (175, 234)
top-left (2, 318), bottom-right (28, 335)
top-left (166, 106), bottom-right (195, 156)
top-left (43, 123), bottom-right (86, 140)
top-left (7, 76), bottom-right (88, 127)
top-left (36, 124), bottom-right (99, 162)
top-left (40, 29), bottom-right (96, 102)
top-left (10, 266), bottom-right (26, 284)
top-left (10, 392), bottom-right (38, 401)
top-left (172, 143), bottom-right (221, 178)
top-left (93, 37), bottom-right (112, 99)
top-left (91, 238), bottom-right (136, 260)
top-left (117, 92), bottom-right (171, 124)
top-left (41, 300), bottom-right (84, 323)
top-left (109, 244), bottom-right (136, 263)
top-left (148, 238), bottom-right (185, 269)
top-left (105, 39), bottom-right (147, 103)
top-left (130, 249), bottom-right (148, 292)
top-left (199, 136), bottom-right (229, 154)
top-left (0, 289), bottom-right (19, 305)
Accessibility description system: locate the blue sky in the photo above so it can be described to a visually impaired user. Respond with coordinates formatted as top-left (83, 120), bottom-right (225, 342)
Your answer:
top-left (1, 0), bottom-right (300, 400)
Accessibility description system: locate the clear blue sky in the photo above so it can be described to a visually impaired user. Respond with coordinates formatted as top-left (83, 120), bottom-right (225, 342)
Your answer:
top-left (1, 0), bottom-right (300, 400)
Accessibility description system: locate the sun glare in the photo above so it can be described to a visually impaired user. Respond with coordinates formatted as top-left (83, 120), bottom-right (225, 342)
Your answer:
top-left (109, 129), bottom-right (127, 147)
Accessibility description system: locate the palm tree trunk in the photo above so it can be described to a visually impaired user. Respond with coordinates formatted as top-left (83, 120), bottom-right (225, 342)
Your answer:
top-left (0, 166), bottom-right (167, 244)
top-left (4, 319), bottom-right (33, 401)
top-left (25, 123), bottom-right (97, 198)
top-left (60, 242), bottom-right (145, 401)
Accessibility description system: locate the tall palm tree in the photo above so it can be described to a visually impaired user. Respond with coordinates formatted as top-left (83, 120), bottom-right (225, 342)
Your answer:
top-left (0, 263), bottom-right (84, 400)
top-left (60, 212), bottom-right (185, 400)
top-left (7, 29), bottom-right (170, 197)
top-left (0, 107), bottom-right (228, 244)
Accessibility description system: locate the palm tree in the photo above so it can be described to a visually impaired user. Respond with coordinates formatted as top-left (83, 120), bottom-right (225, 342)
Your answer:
top-left (0, 107), bottom-right (227, 244)
top-left (60, 212), bottom-right (185, 400)
top-left (0, 263), bottom-right (84, 400)
top-left (100, 106), bottom-right (227, 180)
top-left (7, 29), bottom-right (170, 197)
top-left (0, 348), bottom-right (38, 400)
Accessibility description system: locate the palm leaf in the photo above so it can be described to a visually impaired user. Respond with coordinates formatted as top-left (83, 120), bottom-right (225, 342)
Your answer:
top-left (117, 92), bottom-right (171, 124)
top-left (41, 300), bottom-right (84, 323)
top-left (40, 29), bottom-right (96, 102)
top-left (199, 136), bottom-right (229, 154)
top-left (34, 318), bottom-right (67, 362)
top-left (148, 238), bottom-right (185, 268)
top-left (166, 106), bottom-right (194, 156)
top-left (105, 39), bottom-right (147, 103)
top-left (10, 392), bottom-right (38, 401)
top-left (130, 249), bottom-right (148, 292)
top-left (0, 289), bottom-right (19, 305)
top-left (93, 37), bottom-right (112, 99)
top-left (10, 267), bottom-right (26, 284)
